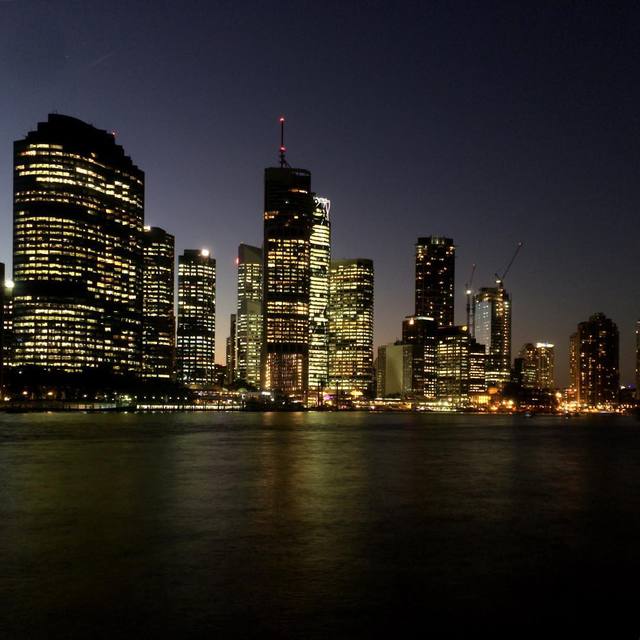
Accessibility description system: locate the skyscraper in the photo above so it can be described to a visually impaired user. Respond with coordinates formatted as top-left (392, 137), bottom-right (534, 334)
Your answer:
top-left (308, 196), bottom-right (331, 398)
top-left (636, 321), bottom-right (640, 402)
top-left (12, 114), bottom-right (144, 375)
top-left (517, 342), bottom-right (555, 390)
top-left (262, 130), bottom-right (314, 398)
top-left (402, 315), bottom-right (437, 399)
top-left (142, 226), bottom-right (175, 380)
top-left (177, 249), bottom-right (216, 387)
top-left (573, 313), bottom-right (619, 407)
top-left (473, 284), bottom-right (512, 387)
top-left (328, 258), bottom-right (374, 397)
top-left (235, 244), bottom-right (262, 387)
top-left (226, 313), bottom-right (236, 385)
top-left (376, 342), bottom-right (414, 399)
top-left (0, 263), bottom-right (4, 394)
top-left (436, 326), bottom-right (486, 407)
top-left (415, 236), bottom-right (455, 327)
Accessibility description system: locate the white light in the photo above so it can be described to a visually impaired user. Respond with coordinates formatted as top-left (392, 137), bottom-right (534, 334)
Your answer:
top-left (5, 279), bottom-right (14, 289)
top-left (201, 249), bottom-right (210, 257)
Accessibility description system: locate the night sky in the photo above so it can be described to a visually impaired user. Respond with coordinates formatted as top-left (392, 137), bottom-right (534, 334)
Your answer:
top-left (1, 1), bottom-right (638, 385)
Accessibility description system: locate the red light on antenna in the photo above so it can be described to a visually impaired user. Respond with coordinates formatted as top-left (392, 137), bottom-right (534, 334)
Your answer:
top-left (280, 146), bottom-right (286, 152)
top-left (279, 116), bottom-right (285, 123)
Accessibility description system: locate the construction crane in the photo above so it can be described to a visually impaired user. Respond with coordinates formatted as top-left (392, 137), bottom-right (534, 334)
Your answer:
top-left (465, 263), bottom-right (476, 336)
top-left (495, 242), bottom-right (523, 287)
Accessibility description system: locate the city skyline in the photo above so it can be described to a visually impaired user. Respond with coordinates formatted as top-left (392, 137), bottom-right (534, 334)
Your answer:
top-left (0, 3), bottom-right (639, 386)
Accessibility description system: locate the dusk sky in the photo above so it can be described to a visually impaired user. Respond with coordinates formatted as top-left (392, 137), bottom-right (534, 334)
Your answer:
top-left (1, 1), bottom-right (638, 385)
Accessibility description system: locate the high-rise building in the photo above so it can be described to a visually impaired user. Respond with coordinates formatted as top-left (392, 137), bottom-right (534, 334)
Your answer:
top-left (177, 249), bottom-right (216, 387)
top-left (308, 196), bottom-right (331, 398)
top-left (573, 313), bottom-right (619, 407)
top-left (226, 313), bottom-right (236, 385)
top-left (636, 321), bottom-right (640, 402)
top-left (436, 326), bottom-right (486, 407)
top-left (534, 342), bottom-right (555, 390)
top-left (142, 226), bottom-right (175, 380)
top-left (235, 244), bottom-right (262, 387)
top-left (402, 315), bottom-right (437, 399)
top-left (12, 114), bottom-right (144, 375)
top-left (2, 278), bottom-right (14, 377)
top-left (415, 236), bottom-right (455, 328)
top-left (473, 284), bottom-right (511, 387)
top-left (262, 153), bottom-right (314, 397)
top-left (328, 259), bottom-right (374, 397)
top-left (0, 263), bottom-right (4, 394)
top-left (518, 342), bottom-right (555, 390)
top-left (376, 342), bottom-right (413, 398)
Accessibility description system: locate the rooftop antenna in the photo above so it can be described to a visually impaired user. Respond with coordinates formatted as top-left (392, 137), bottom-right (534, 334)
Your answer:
top-left (279, 116), bottom-right (290, 168)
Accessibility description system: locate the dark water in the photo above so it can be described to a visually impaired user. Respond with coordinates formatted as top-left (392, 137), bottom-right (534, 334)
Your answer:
top-left (2, 412), bottom-right (640, 638)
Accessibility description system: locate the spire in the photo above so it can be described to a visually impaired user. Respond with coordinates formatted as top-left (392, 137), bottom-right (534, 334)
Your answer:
top-left (279, 116), bottom-right (290, 167)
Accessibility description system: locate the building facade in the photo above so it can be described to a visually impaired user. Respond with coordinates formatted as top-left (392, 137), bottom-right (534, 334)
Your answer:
top-left (328, 259), bottom-right (374, 397)
top-left (177, 249), bottom-right (216, 387)
top-left (376, 342), bottom-right (414, 399)
top-left (436, 326), bottom-right (486, 407)
top-left (262, 167), bottom-right (314, 397)
top-left (415, 236), bottom-right (455, 328)
top-left (142, 226), bottom-right (175, 380)
top-left (235, 244), bottom-right (262, 388)
top-left (308, 196), bottom-right (331, 399)
top-left (401, 315), bottom-right (437, 399)
top-left (226, 313), bottom-right (236, 385)
top-left (12, 114), bottom-right (144, 376)
top-left (473, 284), bottom-right (511, 387)
top-left (572, 313), bottom-right (619, 407)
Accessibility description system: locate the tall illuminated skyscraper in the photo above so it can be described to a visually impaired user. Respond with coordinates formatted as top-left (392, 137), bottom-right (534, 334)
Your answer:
top-left (12, 114), bottom-right (144, 375)
top-left (308, 196), bottom-right (331, 398)
top-left (415, 236), bottom-right (455, 328)
top-left (142, 226), bottom-right (175, 380)
top-left (235, 244), bottom-right (262, 387)
top-left (177, 249), bottom-right (216, 387)
top-left (517, 342), bottom-right (555, 390)
top-left (262, 122), bottom-right (314, 397)
top-left (436, 326), bottom-right (486, 407)
top-left (573, 313), bottom-right (619, 407)
top-left (473, 284), bottom-right (511, 387)
top-left (328, 259), bottom-right (374, 397)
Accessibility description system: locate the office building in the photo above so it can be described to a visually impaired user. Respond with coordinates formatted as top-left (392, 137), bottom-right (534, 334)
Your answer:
top-left (328, 259), bottom-right (374, 396)
top-left (517, 342), bottom-right (555, 390)
top-left (572, 313), bottom-right (619, 407)
top-left (235, 244), bottom-right (262, 387)
top-left (415, 236), bottom-right (455, 327)
top-left (12, 114), bottom-right (144, 375)
top-left (436, 326), bottom-right (486, 407)
top-left (177, 249), bottom-right (216, 387)
top-left (226, 313), bottom-right (236, 385)
top-left (636, 321), bottom-right (640, 402)
top-left (402, 315), bottom-right (437, 399)
top-left (376, 342), bottom-right (413, 398)
top-left (308, 196), bottom-right (331, 398)
top-left (142, 226), bottom-right (175, 380)
top-left (473, 284), bottom-right (511, 387)
top-left (262, 154), bottom-right (314, 397)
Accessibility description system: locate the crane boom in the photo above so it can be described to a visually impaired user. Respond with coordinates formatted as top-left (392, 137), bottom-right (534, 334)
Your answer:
top-left (495, 242), bottom-right (523, 286)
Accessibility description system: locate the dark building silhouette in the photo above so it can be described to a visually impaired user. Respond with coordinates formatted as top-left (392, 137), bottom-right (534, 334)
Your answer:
top-left (177, 249), bottom-right (216, 387)
top-left (415, 236), bottom-right (455, 328)
top-left (142, 226), bottom-right (175, 380)
top-left (262, 165), bottom-right (314, 397)
top-left (226, 313), bottom-right (236, 385)
top-left (12, 114), bottom-right (144, 375)
top-left (402, 315), bottom-right (437, 399)
top-left (572, 313), bottom-right (619, 407)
